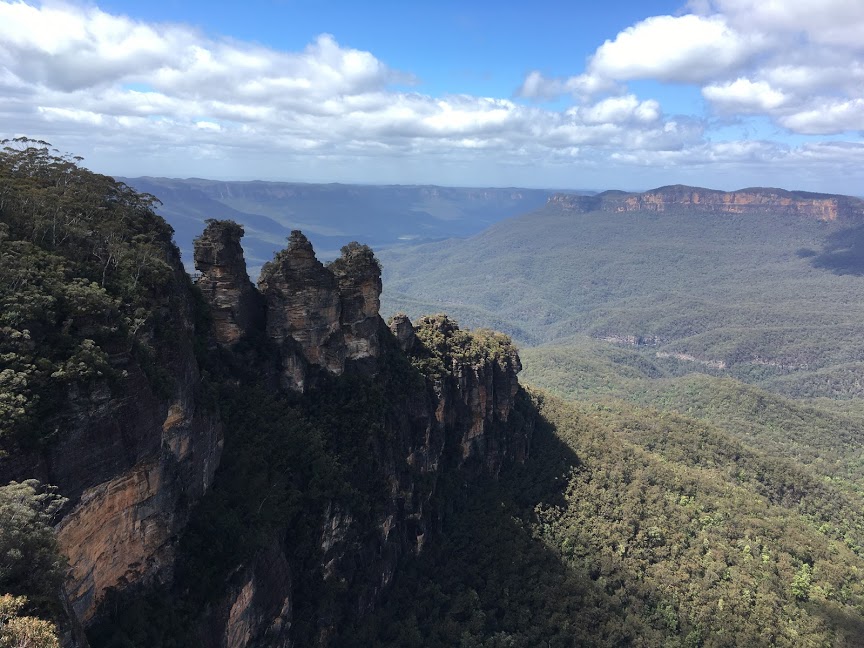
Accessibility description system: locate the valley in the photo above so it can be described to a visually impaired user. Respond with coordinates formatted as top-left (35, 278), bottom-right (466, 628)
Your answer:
top-left (2, 145), bottom-right (864, 647)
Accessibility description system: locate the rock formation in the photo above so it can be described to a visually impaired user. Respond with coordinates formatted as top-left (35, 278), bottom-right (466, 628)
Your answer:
top-left (2, 212), bottom-right (530, 648)
top-left (220, 231), bottom-right (388, 391)
top-left (186, 226), bottom-right (530, 646)
top-left (194, 220), bottom-right (264, 345)
top-left (549, 185), bottom-right (864, 222)
top-left (257, 231), bottom-right (346, 390)
top-left (388, 313), bottom-right (416, 352)
top-left (329, 242), bottom-right (383, 364)
top-left (199, 312), bottom-right (530, 647)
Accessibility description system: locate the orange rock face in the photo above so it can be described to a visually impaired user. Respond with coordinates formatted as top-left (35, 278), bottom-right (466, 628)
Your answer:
top-left (550, 185), bottom-right (864, 222)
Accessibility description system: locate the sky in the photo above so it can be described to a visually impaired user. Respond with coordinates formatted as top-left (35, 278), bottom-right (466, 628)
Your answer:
top-left (1, 0), bottom-right (864, 193)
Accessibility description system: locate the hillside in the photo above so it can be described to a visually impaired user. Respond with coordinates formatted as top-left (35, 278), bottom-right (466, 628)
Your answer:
top-left (3, 146), bottom-right (864, 648)
top-left (121, 177), bottom-right (557, 274)
top-left (345, 391), bottom-right (864, 647)
top-left (380, 185), bottom-right (864, 398)
top-left (0, 143), bottom-right (534, 647)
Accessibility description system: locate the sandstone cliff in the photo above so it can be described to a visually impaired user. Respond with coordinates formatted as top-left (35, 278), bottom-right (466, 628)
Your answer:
top-left (0, 244), bottom-right (223, 635)
top-left (185, 227), bottom-right (532, 647)
top-left (0, 149), bottom-right (533, 648)
top-left (549, 185), bottom-right (864, 222)
top-left (254, 232), bottom-right (385, 391)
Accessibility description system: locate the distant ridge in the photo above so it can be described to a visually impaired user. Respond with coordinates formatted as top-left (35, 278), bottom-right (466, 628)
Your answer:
top-left (549, 184), bottom-right (864, 221)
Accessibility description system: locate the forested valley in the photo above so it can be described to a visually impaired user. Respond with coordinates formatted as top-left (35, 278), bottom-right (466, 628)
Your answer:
top-left (2, 141), bottom-right (864, 647)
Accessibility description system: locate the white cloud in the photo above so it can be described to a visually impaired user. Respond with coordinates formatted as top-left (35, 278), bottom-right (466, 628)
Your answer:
top-left (0, 1), bottom-right (862, 190)
top-left (588, 14), bottom-right (763, 83)
top-left (0, 1), bottom-right (706, 173)
top-left (533, 0), bottom-right (864, 139)
top-left (702, 78), bottom-right (787, 113)
top-left (707, 0), bottom-right (864, 48)
top-left (517, 70), bottom-right (617, 100)
top-left (574, 95), bottom-right (661, 125)
top-left (779, 99), bottom-right (864, 135)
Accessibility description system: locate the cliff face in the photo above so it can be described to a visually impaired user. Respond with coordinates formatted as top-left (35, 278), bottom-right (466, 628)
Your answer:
top-left (0, 253), bottom-right (223, 630)
top-left (549, 185), bottom-right (864, 222)
top-left (186, 227), bottom-right (531, 647)
top-left (199, 313), bottom-right (529, 647)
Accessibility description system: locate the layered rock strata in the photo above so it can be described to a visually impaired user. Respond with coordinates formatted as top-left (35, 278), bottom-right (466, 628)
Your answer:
top-left (193, 220), bottom-right (265, 345)
top-left (197, 229), bottom-right (387, 391)
top-left (550, 185), bottom-right (864, 221)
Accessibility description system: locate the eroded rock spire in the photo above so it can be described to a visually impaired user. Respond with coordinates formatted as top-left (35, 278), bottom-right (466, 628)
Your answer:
top-left (193, 219), bottom-right (264, 345)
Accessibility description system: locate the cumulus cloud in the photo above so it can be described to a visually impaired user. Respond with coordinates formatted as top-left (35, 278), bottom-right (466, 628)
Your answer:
top-left (704, 0), bottom-right (864, 48)
top-left (0, 0), bottom-right (862, 189)
top-left (517, 70), bottom-right (617, 100)
top-left (779, 99), bottom-right (864, 135)
top-left (702, 78), bottom-right (787, 113)
top-left (518, 0), bottom-right (864, 140)
top-left (588, 14), bottom-right (763, 83)
top-left (0, 0), bottom-right (709, 175)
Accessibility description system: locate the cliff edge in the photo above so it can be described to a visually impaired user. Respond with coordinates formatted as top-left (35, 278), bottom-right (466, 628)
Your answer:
top-left (549, 185), bottom-right (864, 221)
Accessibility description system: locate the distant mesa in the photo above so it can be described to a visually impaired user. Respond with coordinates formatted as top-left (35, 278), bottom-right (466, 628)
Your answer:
top-left (549, 184), bottom-right (864, 222)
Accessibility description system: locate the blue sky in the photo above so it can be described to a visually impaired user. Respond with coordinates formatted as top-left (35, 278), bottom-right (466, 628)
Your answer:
top-left (1, 0), bottom-right (863, 193)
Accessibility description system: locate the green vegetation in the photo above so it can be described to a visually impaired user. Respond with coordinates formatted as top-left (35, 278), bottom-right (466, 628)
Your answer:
top-left (343, 392), bottom-right (864, 647)
top-left (520, 338), bottom-right (864, 494)
top-left (380, 203), bottom-right (864, 398)
top-left (0, 481), bottom-right (65, 647)
top-left (0, 138), bottom-right (187, 447)
top-left (409, 314), bottom-right (519, 379)
top-left (0, 594), bottom-right (59, 648)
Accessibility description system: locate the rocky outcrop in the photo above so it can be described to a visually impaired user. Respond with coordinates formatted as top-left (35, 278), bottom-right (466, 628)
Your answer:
top-left (328, 242), bottom-right (383, 364)
top-left (194, 220), bottom-right (265, 345)
top-left (193, 229), bottom-right (386, 392)
top-left (257, 231), bottom-right (346, 391)
top-left (388, 313), bottom-right (416, 352)
top-left (411, 315), bottom-right (527, 473)
top-left (549, 185), bottom-right (864, 222)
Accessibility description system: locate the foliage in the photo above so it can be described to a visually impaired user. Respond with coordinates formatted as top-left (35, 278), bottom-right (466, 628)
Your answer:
top-left (0, 595), bottom-right (59, 648)
top-left (520, 338), bottom-right (864, 498)
top-left (0, 139), bottom-right (186, 445)
top-left (0, 481), bottom-right (66, 610)
top-left (345, 392), bottom-right (864, 647)
top-left (410, 314), bottom-right (519, 379)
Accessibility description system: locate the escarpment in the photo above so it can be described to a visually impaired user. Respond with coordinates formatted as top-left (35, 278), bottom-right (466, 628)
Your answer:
top-left (0, 153), bottom-right (532, 648)
top-left (0, 171), bottom-right (224, 638)
top-left (549, 185), bottom-right (864, 221)
top-left (178, 224), bottom-right (532, 647)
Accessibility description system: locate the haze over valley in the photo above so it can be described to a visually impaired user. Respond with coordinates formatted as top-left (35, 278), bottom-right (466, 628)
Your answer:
top-left (3, 0), bottom-right (864, 646)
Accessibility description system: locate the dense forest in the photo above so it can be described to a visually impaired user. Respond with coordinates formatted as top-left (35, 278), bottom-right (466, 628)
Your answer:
top-left (344, 390), bottom-right (864, 647)
top-left (2, 141), bottom-right (864, 647)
